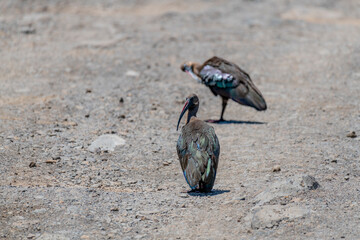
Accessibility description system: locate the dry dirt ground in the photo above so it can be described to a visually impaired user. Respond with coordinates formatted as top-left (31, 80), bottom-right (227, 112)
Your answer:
top-left (1, 0), bottom-right (360, 239)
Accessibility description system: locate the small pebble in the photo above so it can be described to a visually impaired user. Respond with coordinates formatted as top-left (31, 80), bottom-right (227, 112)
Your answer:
top-left (272, 165), bottom-right (281, 172)
top-left (346, 131), bottom-right (357, 138)
top-left (29, 162), bottom-right (36, 168)
top-left (45, 159), bottom-right (57, 164)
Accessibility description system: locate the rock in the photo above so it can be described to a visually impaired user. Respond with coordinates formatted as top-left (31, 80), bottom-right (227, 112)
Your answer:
top-left (254, 175), bottom-right (320, 205)
top-left (32, 208), bottom-right (47, 214)
top-left (27, 234), bottom-right (36, 239)
top-left (45, 159), bottom-right (57, 164)
top-left (20, 25), bottom-right (36, 34)
top-left (163, 161), bottom-right (171, 166)
top-left (224, 196), bottom-right (246, 205)
top-left (125, 70), bottom-right (140, 77)
top-left (249, 205), bottom-right (310, 229)
top-left (88, 134), bottom-right (126, 152)
top-left (272, 165), bottom-right (281, 172)
top-left (37, 233), bottom-right (70, 240)
top-left (301, 175), bottom-right (320, 190)
top-left (29, 162), bottom-right (36, 168)
top-left (346, 131), bottom-right (357, 138)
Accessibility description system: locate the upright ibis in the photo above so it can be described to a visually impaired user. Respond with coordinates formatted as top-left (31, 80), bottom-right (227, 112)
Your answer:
top-left (176, 94), bottom-right (220, 192)
top-left (181, 56), bottom-right (267, 122)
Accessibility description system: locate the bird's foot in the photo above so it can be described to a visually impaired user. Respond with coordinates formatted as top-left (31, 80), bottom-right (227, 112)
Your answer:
top-left (205, 119), bottom-right (225, 123)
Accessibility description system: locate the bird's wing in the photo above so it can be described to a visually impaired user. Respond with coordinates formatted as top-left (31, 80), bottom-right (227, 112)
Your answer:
top-left (199, 65), bottom-right (238, 88)
top-left (200, 56), bottom-right (252, 89)
top-left (177, 122), bottom-right (220, 190)
top-left (176, 132), bottom-right (187, 171)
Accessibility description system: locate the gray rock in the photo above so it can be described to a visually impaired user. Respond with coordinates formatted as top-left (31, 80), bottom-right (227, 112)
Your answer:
top-left (125, 70), bottom-right (140, 77)
top-left (255, 175), bottom-right (320, 205)
top-left (32, 208), bottom-right (47, 214)
top-left (88, 134), bottom-right (126, 152)
top-left (37, 233), bottom-right (70, 240)
top-left (249, 204), bottom-right (310, 229)
top-left (301, 175), bottom-right (320, 190)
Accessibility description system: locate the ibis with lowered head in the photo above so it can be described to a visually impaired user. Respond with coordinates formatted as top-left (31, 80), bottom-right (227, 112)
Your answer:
top-left (176, 94), bottom-right (220, 192)
top-left (181, 56), bottom-right (267, 122)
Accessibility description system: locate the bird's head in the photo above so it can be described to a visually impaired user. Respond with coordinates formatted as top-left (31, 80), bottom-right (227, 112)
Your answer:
top-left (180, 61), bottom-right (201, 81)
top-left (177, 94), bottom-right (199, 131)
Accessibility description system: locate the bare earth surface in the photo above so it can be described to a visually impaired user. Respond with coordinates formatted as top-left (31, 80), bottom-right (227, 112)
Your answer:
top-left (1, 0), bottom-right (360, 239)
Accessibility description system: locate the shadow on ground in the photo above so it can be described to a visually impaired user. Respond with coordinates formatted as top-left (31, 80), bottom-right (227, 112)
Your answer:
top-left (206, 119), bottom-right (266, 125)
top-left (187, 189), bottom-right (230, 197)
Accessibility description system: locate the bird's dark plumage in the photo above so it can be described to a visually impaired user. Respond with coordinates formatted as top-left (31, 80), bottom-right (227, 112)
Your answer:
top-left (181, 56), bottom-right (267, 122)
top-left (176, 94), bottom-right (220, 192)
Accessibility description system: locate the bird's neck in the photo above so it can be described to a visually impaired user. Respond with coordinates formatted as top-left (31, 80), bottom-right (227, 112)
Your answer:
top-left (191, 63), bottom-right (202, 76)
top-left (186, 111), bottom-right (197, 124)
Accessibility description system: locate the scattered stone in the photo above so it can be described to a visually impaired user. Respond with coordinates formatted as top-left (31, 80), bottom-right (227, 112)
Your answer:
top-left (249, 205), bottom-right (310, 229)
top-left (272, 165), bottom-right (281, 172)
top-left (88, 134), bottom-right (126, 152)
top-left (32, 208), bottom-right (47, 214)
top-left (180, 193), bottom-right (189, 198)
top-left (110, 207), bottom-right (119, 212)
top-left (27, 234), bottom-right (36, 239)
top-left (21, 25), bottom-right (36, 34)
top-left (163, 161), bottom-right (171, 166)
top-left (346, 131), bottom-right (357, 138)
top-left (344, 176), bottom-right (350, 181)
top-left (301, 175), bottom-right (320, 190)
top-left (85, 89), bottom-right (92, 93)
top-left (224, 196), bottom-right (246, 204)
top-left (29, 162), bottom-right (36, 168)
top-left (37, 233), bottom-right (70, 240)
top-left (119, 97), bottom-right (124, 103)
top-left (125, 70), bottom-right (140, 77)
top-left (85, 114), bottom-right (90, 118)
top-left (255, 174), bottom-right (320, 205)
top-left (45, 159), bottom-right (57, 164)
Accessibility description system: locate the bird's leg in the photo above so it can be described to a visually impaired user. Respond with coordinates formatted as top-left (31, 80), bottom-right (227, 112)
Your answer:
top-left (206, 98), bottom-right (228, 123)
top-left (219, 98), bottom-right (228, 122)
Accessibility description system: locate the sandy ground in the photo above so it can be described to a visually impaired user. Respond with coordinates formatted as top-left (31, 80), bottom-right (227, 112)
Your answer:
top-left (0, 0), bottom-right (360, 239)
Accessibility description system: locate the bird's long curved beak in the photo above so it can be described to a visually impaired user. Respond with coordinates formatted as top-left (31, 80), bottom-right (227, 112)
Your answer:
top-left (177, 99), bottom-right (190, 131)
top-left (185, 70), bottom-right (200, 82)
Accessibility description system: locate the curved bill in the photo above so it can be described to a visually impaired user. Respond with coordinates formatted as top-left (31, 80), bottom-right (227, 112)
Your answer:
top-left (177, 100), bottom-right (190, 131)
top-left (186, 70), bottom-right (200, 82)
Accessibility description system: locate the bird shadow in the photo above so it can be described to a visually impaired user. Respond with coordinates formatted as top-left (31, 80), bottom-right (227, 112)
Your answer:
top-left (206, 119), bottom-right (266, 125)
top-left (186, 189), bottom-right (230, 197)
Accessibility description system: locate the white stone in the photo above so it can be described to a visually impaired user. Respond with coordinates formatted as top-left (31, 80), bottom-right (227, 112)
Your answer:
top-left (125, 70), bottom-right (140, 77)
top-left (249, 205), bottom-right (310, 229)
top-left (88, 134), bottom-right (126, 152)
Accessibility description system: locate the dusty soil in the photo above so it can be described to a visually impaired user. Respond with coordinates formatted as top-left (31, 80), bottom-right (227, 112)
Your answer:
top-left (1, 0), bottom-right (360, 239)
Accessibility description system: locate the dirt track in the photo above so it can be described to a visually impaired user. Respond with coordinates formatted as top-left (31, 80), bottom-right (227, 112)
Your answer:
top-left (1, 0), bottom-right (360, 239)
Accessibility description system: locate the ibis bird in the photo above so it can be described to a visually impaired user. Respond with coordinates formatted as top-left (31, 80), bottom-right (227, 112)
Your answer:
top-left (176, 94), bottom-right (220, 192)
top-left (181, 56), bottom-right (267, 122)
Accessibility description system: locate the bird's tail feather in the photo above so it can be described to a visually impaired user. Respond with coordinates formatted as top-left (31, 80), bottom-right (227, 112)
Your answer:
top-left (232, 84), bottom-right (267, 111)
